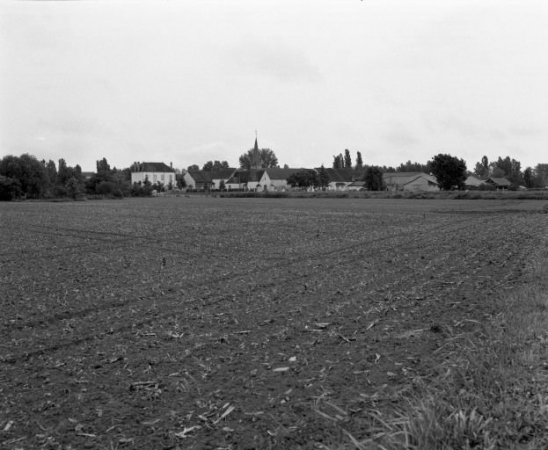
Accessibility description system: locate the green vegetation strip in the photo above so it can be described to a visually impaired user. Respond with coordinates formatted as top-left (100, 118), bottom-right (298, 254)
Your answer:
top-left (350, 245), bottom-right (548, 449)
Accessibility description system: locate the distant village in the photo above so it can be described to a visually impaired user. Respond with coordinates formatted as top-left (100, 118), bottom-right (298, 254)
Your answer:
top-left (130, 137), bottom-right (547, 195)
top-left (1, 136), bottom-right (547, 200)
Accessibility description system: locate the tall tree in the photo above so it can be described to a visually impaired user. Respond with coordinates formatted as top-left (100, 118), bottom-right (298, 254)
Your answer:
top-left (96, 157), bottom-right (111, 175)
top-left (332, 153), bottom-right (343, 169)
top-left (317, 165), bottom-right (330, 190)
top-left (523, 167), bottom-right (534, 188)
top-left (430, 154), bottom-right (467, 190)
top-left (344, 149), bottom-right (352, 168)
top-left (363, 166), bottom-right (385, 191)
top-left (474, 155), bottom-right (490, 177)
top-left (534, 164), bottom-right (548, 187)
top-left (355, 152), bottom-right (363, 169)
top-left (187, 164), bottom-right (200, 171)
top-left (239, 148), bottom-right (278, 169)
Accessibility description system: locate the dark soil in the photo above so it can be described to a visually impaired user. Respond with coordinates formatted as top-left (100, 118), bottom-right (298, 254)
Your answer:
top-left (1, 197), bottom-right (547, 449)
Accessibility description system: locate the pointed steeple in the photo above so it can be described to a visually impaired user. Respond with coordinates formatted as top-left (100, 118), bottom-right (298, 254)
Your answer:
top-left (251, 132), bottom-right (261, 170)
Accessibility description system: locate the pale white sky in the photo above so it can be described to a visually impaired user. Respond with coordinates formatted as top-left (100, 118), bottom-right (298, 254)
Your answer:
top-left (1, 0), bottom-right (547, 172)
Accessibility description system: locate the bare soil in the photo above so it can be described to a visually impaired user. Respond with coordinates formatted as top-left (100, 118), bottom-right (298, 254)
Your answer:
top-left (1, 197), bottom-right (547, 449)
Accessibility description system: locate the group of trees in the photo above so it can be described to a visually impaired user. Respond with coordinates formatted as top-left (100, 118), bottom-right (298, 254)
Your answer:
top-left (0, 154), bottom-right (85, 200)
top-left (187, 160), bottom-right (231, 172)
top-left (0, 154), bottom-right (133, 200)
top-left (332, 149), bottom-right (364, 170)
top-left (473, 155), bottom-right (547, 189)
top-left (286, 166), bottom-right (330, 189)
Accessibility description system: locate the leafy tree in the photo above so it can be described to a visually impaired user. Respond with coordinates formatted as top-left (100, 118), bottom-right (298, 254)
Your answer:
top-left (286, 170), bottom-right (318, 188)
top-left (491, 156), bottom-right (522, 185)
top-left (202, 160), bottom-right (230, 171)
top-left (355, 152), bottom-right (363, 169)
top-left (85, 157), bottom-right (115, 195)
top-left (344, 149), bottom-right (352, 168)
top-left (332, 153), bottom-right (343, 169)
top-left (317, 165), bottom-right (330, 190)
top-left (523, 167), bottom-right (534, 188)
top-left (0, 154), bottom-right (48, 198)
top-left (239, 148), bottom-right (278, 169)
top-left (491, 166), bottom-right (505, 178)
top-left (65, 177), bottom-right (82, 199)
top-left (474, 155), bottom-right (490, 177)
top-left (534, 164), bottom-right (548, 187)
top-left (396, 160), bottom-right (430, 172)
top-left (0, 175), bottom-right (22, 201)
top-left (176, 174), bottom-right (187, 189)
top-left (43, 159), bottom-right (58, 187)
top-left (187, 164), bottom-right (200, 171)
top-left (96, 157), bottom-right (111, 175)
top-left (430, 154), bottom-right (467, 190)
top-left (219, 180), bottom-right (226, 190)
top-left (363, 166), bottom-right (385, 191)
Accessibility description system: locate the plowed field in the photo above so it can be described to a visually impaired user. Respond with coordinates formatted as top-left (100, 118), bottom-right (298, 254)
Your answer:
top-left (1, 197), bottom-right (547, 449)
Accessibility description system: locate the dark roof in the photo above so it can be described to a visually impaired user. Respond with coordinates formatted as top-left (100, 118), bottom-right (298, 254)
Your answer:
top-left (226, 169), bottom-right (264, 184)
top-left (325, 168), bottom-right (354, 182)
top-left (188, 171), bottom-right (214, 183)
top-left (132, 162), bottom-right (174, 172)
top-left (264, 168), bottom-right (305, 180)
top-left (486, 177), bottom-right (511, 187)
top-left (211, 168), bottom-right (237, 179)
top-left (383, 171), bottom-right (423, 179)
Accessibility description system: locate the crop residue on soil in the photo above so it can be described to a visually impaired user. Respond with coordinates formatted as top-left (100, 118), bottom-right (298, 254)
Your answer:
top-left (1, 197), bottom-right (547, 449)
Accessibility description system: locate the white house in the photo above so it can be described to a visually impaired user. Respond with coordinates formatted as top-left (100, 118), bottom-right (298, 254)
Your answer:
top-left (131, 162), bottom-right (176, 188)
top-left (259, 168), bottom-right (304, 191)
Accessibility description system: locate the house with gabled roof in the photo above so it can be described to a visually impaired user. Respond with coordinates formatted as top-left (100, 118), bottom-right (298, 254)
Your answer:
top-left (324, 168), bottom-right (355, 190)
top-left (465, 175), bottom-right (487, 188)
top-left (383, 172), bottom-right (439, 192)
top-left (259, 168), bottom-right (305, 191)
top-left (183, 168), bottom-right (238, 190)
top-left (211, 169), bottom-right (237, 189)
top-left (225, 169), bottom-right (265, 190)
top-left (486, 177), bottom-right (512, 190)
top-left (183, 170), bottom-right (215, 190)
top-left (131, 162), bottom-right (176, 187)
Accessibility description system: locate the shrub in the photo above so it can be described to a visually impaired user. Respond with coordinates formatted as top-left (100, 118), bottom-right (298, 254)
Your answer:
top-left (96, 181), bottom-right (117, 196)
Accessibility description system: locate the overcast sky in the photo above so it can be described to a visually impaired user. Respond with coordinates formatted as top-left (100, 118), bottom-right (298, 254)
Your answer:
top-left (1, 0), bottom-right (547, 172)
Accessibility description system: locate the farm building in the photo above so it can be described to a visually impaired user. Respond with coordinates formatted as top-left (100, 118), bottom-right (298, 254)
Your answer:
top-left (323, 169), bottom-right (357, 190)
top-left (225, 169), bottom-right (265, 190)
top-left (383, 172), bottom-right (439, 192)
top-left (131, 162), bottom-right (175, 187)
top-left (347, 181), bottom-right (366, 191)
top-left (486, 177), bottom-right (512, 190)
top-left (259, 168), bottom-right (306, 191)
top-left (465, 175), bottom-right (487, 188)
top-left (184, 169), bottom-right (237, 190)
top-left (183, 171), bottom-right (214, 190)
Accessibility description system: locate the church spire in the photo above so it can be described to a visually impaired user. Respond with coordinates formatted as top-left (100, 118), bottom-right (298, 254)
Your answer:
top-left (251, 131), bottom-right (261, 170)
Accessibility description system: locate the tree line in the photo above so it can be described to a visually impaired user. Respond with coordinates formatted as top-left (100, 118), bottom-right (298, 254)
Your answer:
top-left (1, 147), bottom-right (546, 200)
top-left (0, 155), bottom-right (136, 200)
